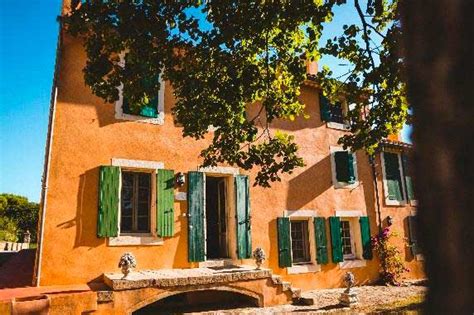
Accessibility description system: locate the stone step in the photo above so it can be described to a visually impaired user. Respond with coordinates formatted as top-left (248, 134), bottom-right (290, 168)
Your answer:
top-left (271, 275), bottom-right (282, 285)
top-left (280, 281), bottom-right (292, 291)
top-left (290, 287), bottom-right (301, 299)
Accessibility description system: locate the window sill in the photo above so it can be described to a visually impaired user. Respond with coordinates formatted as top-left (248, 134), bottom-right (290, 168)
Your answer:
top-left (334, 181), bottom-right (359, 189)
top-left (339, 259), bottom-right (366, 269)
top-left (410, 200), bottom-right (418, 207)
top-left (115, 112), bottom-right (164, 125)
top-left (327, 122), bottom-right (350, 131)
top-left (416, 254), bottom-right (424, 261)
top-left (287, 263), bottom-right (321, 274)
top-left (385, 199), bottom-right (407, 207)
top-left (108, 235), bottom-right (164, 246)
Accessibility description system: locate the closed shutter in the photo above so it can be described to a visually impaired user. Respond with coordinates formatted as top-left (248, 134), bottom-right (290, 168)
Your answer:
top-left (277, 217), bottom-right (292, 267)
top-left (235, 175), bottom-right (252, 259)
top-left (97, 166), bottom-right (120, 238)
top-left (188, 171), bottom-right (205, 262)
top-left (359, 216), bottom-right (373, 259)
top-left (407, 215), bottom-right (419, 256)
top-left (319, 94), bottom-right (331, 122)
top-left (156, 169), bottom-right (174, 237)
top-left (335, 151), bottom-right (356, 184)
top-left (384, 152), bottom-right (404, 201)
top-left (314, 217), bottom-right (329, 264)
top-left (329, 216), bottom-right (343, 263)
top-left (402, 154), bottom-right (415, 200)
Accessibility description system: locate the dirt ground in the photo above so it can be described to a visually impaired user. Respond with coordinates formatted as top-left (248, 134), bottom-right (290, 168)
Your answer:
top-left (182, 284), bottom-right (427, 314)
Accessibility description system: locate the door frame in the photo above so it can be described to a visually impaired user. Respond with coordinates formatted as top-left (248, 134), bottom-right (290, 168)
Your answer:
top-left (198, 167), bottom-right (239, 262)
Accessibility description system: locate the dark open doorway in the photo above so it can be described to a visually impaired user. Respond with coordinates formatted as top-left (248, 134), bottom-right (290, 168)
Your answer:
top-left (205, 176), bottom-right (228, 259)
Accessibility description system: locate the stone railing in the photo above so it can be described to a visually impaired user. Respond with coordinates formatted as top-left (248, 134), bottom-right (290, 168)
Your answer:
top-left (0, 242), bottom-right (29, 252)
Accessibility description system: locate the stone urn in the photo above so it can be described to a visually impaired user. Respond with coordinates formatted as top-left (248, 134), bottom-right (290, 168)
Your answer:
top-left (118, 252), bottom-right (137, 278)
top-left (252, 247), bottom-right (266, 270)
top-left (339, 271), bottom-right (359, 306)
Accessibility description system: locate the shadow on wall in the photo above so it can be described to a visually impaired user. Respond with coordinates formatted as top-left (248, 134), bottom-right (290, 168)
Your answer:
top-left (286, 155), bottom-right (332, 210)
top-left (56, 167), bottom-right (104, 249)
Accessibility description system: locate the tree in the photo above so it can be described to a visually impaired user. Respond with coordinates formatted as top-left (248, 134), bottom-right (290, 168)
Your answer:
top-left (401, 1), bottom-right (474, 313)
top-left (0, 194), bottom-right (39, 243)
top-left (63, 0), bottom-right (408, 187)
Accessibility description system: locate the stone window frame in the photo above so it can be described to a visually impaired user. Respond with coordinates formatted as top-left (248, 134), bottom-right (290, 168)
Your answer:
top-left (284, 210), bottom-right (322, 274)
top-left (114, 54), bottom-right (165, 125)
top-left (330, 146), bottom-right (360, 189)
top-left (335, 210), bottom-right (367, 269)
top-left (380, 150), bottom-right (408, 206)
top-left (108, 158), bottom-right (165, 246)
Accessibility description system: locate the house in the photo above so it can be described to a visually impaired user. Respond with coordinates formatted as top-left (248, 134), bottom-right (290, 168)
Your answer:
top-left (26, 3), bottom-right (424, 314)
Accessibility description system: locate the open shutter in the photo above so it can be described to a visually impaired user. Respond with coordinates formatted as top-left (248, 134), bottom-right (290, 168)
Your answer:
top-left (402, 154), bottom-right (415, 201)
top-left (98, 166), bottom-right (120, 238)
top-left (156, 169), bottom-right (174, 237)
top-left (335, 151), bottom-right (356, 184)
top-left (329, 216), bottom-right (343, 263)
top-left (188, 171), bottom-right (205, 262)
top-left (359, 216), bottom-right (373, 259)
top-left (277, 217), bottom-right (292, 267)
top-left (407, 215), bottom-right (419, 256)
top-left (314, 217), bottom-right (329, 264)
top-left (384, 152), bottom-right (404, 201)
top-left (235, 175), bottom-right (252, 259)
top-left (319, 94), bottom-right (331, 122)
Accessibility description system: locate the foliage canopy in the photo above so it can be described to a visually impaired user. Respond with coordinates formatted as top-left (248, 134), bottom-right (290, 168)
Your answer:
top-left (64, 0), bottom-right (408, 186)
top-left (0, 194), bottom-right (39, 242)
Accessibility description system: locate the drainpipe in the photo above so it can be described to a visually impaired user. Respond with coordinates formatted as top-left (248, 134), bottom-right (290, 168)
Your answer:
top-left (369, 154), bottom-right (383, 233)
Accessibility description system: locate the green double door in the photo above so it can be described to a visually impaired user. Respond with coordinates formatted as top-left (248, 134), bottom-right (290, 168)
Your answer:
top-left (188, 172), bottom-right (252, 262)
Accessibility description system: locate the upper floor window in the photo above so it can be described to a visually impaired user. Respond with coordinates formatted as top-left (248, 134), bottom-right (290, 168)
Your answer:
top-left (381, 151), bottom-right (416, 206)
top-left (319, 95), bottom-right (350, 130)
top-left (330, 146), bottom-right (359, 189)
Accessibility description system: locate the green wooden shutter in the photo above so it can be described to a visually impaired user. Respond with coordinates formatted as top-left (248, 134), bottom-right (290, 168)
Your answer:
top-left (359, 216), bottom-right (373, 260)
top-left (402, 154), bottom-right (415, 200)
top-left (314, 217), bottom-right (329, 264)
top-left (277, 217), bottom-right (292, 267)
top-left (347, 153), bottom-right (356, 184)
top-left (97, 166), bottom-right (120, 238)
top-left (319, 94), bottom-right (331, 122)
top-left (407, 215), bottom-right (419, 256)
top-left (335, 151), bottom-right (356, 184)
top-left (156, 169), bottom-right (174, 237)
top-left (235, 175), bottom-right (252, 259)
top-left (384, 152), bottom-right (404, 201)
top-left (188, 171), bottom-right (205, 262)
top-left (329, 216), bottom-right (343, 263)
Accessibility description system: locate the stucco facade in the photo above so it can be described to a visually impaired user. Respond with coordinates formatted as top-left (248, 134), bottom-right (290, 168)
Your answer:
top-left (31, 5), bottom-right (424, 312)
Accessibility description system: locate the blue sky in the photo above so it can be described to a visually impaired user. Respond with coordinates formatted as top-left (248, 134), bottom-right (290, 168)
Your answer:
top-left (0, 2), bottom-right (410, 202)
top-left (0, 0), bottom-right (62, 201)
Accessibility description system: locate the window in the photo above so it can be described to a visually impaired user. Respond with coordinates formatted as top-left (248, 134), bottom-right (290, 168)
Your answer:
top-left (381, 151), bottom-right (415, 205)
top-left (320, 95), bottom-right (350, 129)
top-left (114, 55), bottom-right (165, 124)
top-left (290, 220), bottom-right (311, 264)
top-left (340, 220), bottom-right (355, 259)
top-left (330, 147), bottom-right (358, 188)
top-left (120, 171), bottom-right (152, 234)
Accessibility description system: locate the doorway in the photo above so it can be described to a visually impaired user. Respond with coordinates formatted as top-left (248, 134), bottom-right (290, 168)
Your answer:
top-left (205, 176), bottom-right (228, 259)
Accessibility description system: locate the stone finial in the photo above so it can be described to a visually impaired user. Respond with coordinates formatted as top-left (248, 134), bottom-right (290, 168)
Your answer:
top-left (118, 252), bottom-right (137, 278)
top-left (23, 230), bottom-right (31, 244)
top-left (339, 271), bottom-right (359, 306)
top-left (252, 247), bottom-right (266, 270)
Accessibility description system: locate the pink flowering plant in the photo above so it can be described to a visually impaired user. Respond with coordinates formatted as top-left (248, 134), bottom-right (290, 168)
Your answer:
top-left (371, 227), bottom-right (409, 285)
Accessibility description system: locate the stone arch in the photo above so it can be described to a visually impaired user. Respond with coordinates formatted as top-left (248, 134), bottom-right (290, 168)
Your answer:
top-left (127, 285), bottom-right (263, 314)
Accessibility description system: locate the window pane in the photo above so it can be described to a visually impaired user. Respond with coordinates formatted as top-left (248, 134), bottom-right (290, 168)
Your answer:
top-left (137, 216), bottom-right (150, 232)
top-left (341, 221), bottom-right (353, 256)
top-left (121, 216), bottom-right (133, 233)
top-left (291, 221), bottom-right (310, 263)
top-left (330, 103), bottom-right (344, 123)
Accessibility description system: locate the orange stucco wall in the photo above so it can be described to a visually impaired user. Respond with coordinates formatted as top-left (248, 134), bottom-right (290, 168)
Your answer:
top-left (37, 30), bottom-right (424, 290)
